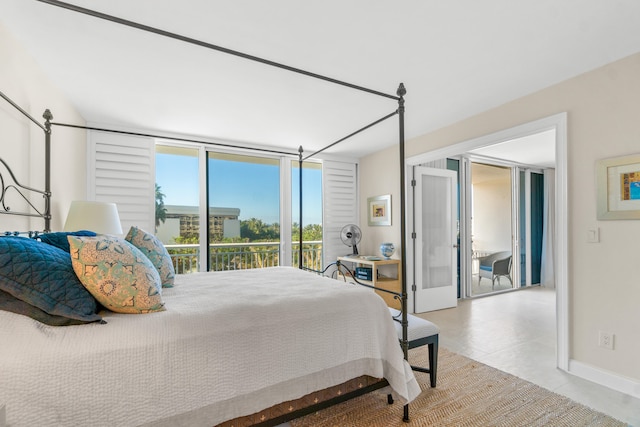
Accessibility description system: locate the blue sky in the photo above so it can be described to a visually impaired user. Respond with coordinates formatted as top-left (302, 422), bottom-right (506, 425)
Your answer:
top-left (156, 153), bottom-right (322, 225)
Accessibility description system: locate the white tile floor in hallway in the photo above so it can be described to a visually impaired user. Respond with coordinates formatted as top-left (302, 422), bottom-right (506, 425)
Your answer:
top-left (417, 286), bottom-right (640, 426)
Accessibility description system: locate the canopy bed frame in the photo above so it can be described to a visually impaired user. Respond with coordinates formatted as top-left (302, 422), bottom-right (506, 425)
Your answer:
top-left (0, 90), bottom-right (52, 233)
top-left (1, 1), bottom-right (423, 425)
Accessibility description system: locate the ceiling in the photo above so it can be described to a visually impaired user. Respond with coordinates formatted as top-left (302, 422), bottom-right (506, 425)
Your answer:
top-left (471, 129), bottom-right (557, 168)
top-left (2, 1), bottom-right (640, 159)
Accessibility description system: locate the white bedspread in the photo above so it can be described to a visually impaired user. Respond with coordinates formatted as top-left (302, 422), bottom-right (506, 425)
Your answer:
top-left (0, 267), bottom-right (419, 426)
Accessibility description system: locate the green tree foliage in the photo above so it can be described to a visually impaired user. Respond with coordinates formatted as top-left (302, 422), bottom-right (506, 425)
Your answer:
top-left (171, 219), bottom-right (322, 244)
top-left (240, 218), bottom-right (280, 242)
top-left (155, 183), bottom-right (167, 232)
top-left (291, 222), bottom-right (322, 241)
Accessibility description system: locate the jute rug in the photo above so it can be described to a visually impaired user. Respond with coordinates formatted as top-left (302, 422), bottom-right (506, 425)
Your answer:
top-left (291, 348), bottom-right (625, 426)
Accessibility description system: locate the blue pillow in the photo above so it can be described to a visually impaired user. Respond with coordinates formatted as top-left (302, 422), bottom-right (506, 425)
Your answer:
top-left (0, 236), bottom-right (102, 324)
top-left (39, 230), bottom-right (97, 253)
top-left (0, 288), bottom-right (92, 326)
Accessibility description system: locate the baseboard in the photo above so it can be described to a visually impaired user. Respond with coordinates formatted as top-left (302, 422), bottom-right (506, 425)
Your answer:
top-left (568, 359), bottom-right (640, 400)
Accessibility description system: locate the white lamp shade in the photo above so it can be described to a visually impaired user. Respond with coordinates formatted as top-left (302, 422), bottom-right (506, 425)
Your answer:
top-left (63, 201), bottom-right (123, 235)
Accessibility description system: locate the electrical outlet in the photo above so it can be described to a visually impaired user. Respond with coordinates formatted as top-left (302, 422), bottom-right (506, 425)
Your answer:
top-left (598, 331), bottom-right (614, 350)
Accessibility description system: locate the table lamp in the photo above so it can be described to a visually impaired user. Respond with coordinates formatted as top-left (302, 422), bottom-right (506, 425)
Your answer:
top-left (63, 201), bottom-right (123, 235)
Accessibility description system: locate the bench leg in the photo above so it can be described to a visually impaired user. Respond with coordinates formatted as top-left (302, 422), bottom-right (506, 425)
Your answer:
top-left (428, 341), bottom-right (438, 388)
top-left (409, 339), bottom-right (438, 388)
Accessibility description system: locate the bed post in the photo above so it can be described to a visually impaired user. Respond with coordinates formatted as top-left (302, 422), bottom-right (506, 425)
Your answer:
top-left (298, 146), bottom-right (304, 269)
top-left (43, 109), bottom-right (53, 233)
top-left (396, 83), bottom-right (410, 423)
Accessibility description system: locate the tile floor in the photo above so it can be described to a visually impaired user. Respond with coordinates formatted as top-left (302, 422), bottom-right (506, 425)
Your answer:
top-left (417, 286), bottom-right (640, 426)
top-left (470, 273), bottom-right (514, 297)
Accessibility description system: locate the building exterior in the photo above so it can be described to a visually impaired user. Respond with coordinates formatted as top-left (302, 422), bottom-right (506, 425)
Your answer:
top-left (156, 205), bottom-right (240, 244)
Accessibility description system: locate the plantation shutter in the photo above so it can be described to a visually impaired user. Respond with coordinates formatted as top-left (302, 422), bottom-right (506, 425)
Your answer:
top-left (322, 160), bottom-right (358, 267)
top-left (87, 130), bottom-right (155, 234)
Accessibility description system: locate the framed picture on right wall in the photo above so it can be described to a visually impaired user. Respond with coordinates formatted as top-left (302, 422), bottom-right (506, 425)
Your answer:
top-left (596, 153), bottom-right (640, 220)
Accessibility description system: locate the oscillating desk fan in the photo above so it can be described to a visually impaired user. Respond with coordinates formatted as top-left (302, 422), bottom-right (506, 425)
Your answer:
top-left (340, 224), bottom-right (362, 256)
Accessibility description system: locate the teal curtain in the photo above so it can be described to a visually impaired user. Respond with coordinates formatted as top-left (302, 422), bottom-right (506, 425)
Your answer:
top-left (530, 173), bottom-right (544, 284)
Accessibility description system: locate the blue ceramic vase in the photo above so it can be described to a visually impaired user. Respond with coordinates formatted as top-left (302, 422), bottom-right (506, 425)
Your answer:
top-left (380, 242), bottom-right (395, 259)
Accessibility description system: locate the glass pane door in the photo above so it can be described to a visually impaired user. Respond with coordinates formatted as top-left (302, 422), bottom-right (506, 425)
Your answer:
top-left (291, 161), bottom-right (323, 270)
top-left (208, 152), bottom-right (280, 271)
top-left (155, 145), bottom-right (200, 274)
top-left (470, 163), bottom-right (514, 296)
top-left (414, 166), bottom-right (458, 313)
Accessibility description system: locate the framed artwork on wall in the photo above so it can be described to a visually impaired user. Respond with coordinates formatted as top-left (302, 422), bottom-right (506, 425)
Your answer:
top-left (367, 194), bottom-right (391, 226)
top-left (596, 153), bottom-right (640, 220)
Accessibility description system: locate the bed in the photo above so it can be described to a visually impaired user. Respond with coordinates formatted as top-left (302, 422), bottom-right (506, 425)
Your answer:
top-left (0, 262), bottom-right (419, 426)
top-left (1, 2), bottom-right (420, 425)
top-left (0, 105), bottom-right (421, 427)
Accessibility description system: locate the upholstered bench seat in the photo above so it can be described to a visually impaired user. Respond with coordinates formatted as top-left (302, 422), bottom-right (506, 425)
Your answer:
top-left (389, 308), bottom-right (439, 388)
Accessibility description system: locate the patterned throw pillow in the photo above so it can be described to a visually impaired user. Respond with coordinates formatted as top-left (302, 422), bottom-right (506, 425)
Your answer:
top-left (68, 235), bottom-right (165, 314)
top-left (125, 226), bottom-right (175, 288)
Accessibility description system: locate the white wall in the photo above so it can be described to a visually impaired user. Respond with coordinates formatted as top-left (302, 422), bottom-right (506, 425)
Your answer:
top-left (358, 147), bottom-right (402, 259)
top-left (360, 52), bottom-right (640, 385)
top-left (472, 175), bottom-right (512, 253)
top-left (0, 22), bottom-right (86, 231)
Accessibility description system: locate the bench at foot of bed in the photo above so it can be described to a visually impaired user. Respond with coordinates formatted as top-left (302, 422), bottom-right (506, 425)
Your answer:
top-left (389, 308), bottom-right (439, 388)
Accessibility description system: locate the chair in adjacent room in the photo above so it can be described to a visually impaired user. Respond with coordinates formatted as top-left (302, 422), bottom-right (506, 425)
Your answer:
top-left (478, 251), bottom-right (512, 289)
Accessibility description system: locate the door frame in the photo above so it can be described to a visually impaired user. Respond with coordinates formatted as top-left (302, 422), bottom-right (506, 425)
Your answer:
top-left (405, 112), bottom-right (568, 372)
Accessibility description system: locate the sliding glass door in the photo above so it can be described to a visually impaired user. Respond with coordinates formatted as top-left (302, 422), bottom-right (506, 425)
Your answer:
top-left (467, 161), bottom-right (545, 297)
top-left (207, 152), bottom-right (280, 271)
top-left (291, 160), bottom-right (323, 270)
top-left (469, 163), bottom-right (513, 296)
top-left (154, 145), bottom-right (201, 273)
top-left (155, 143), bottom-right (327, 273)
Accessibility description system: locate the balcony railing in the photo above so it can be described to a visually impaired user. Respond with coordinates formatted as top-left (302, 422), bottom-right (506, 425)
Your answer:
top-left (164, 241), bottom-right (323, 274)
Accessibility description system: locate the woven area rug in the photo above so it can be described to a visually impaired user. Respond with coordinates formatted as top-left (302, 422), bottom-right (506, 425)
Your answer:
top-left (291, 348), bottom-right (625, 426)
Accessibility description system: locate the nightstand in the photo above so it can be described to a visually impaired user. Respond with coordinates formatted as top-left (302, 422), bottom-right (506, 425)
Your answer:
top-left (337, 256), bottom-right (402, 309)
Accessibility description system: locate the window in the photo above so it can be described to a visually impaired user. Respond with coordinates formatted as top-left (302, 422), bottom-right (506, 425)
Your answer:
top-left (292, 160), bottom-right (323, 269)
top-left (208, 152), bottom-right (280, 271)
top-left (155, 145), bottom-right (200, 273)
top-left (154, 144), bottom-right (330, 273)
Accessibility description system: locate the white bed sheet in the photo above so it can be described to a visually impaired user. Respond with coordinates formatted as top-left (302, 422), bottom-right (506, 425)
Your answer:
top-left (0, 266), bottom-right (419, 426)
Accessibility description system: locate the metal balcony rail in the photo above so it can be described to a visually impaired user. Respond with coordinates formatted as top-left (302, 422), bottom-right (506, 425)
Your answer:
top-left (164, 241), bottom-right (323, 274)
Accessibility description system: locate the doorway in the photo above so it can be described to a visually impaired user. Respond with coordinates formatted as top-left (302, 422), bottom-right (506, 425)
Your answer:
top-left (470, 162), bottom-right (514, 296)
top-left (405, 113), bottom-right (568, 371)
top-left (466, 161), bottom-right (546, 297)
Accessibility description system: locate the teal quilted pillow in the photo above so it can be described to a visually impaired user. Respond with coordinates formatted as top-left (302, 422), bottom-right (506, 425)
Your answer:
top-left (68, 235), bottom-right (165, 314)
top-left (39, 230), bottom-right (97, 253)
top-left (0, 236), bottom-right (101, 324)
top-left (125, 226), bottom-right (175, 287)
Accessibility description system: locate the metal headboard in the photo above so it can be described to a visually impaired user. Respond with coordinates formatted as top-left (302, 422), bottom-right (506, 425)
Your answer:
top-left (0, 89), bottom-right (52, 232)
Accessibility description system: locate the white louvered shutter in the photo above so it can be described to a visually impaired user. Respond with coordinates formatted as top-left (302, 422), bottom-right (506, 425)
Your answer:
top-left (88, 131), bottom-right (155, 235)
top-left (322, 160), bottom-right (358, 267)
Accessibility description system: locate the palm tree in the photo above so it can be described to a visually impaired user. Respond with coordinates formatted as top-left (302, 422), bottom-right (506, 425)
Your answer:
top-left (155, 183), bottom-right (167, 232)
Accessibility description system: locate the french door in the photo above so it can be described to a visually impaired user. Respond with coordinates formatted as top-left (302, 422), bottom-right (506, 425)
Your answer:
top-left (413, 166), bottom-right (458, 313)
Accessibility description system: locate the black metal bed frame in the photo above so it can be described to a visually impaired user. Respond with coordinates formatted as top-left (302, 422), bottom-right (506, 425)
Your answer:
top-left (4, 1), bottom-right (413, 423)
top-left (0, 90), bottom-right (52, 233)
